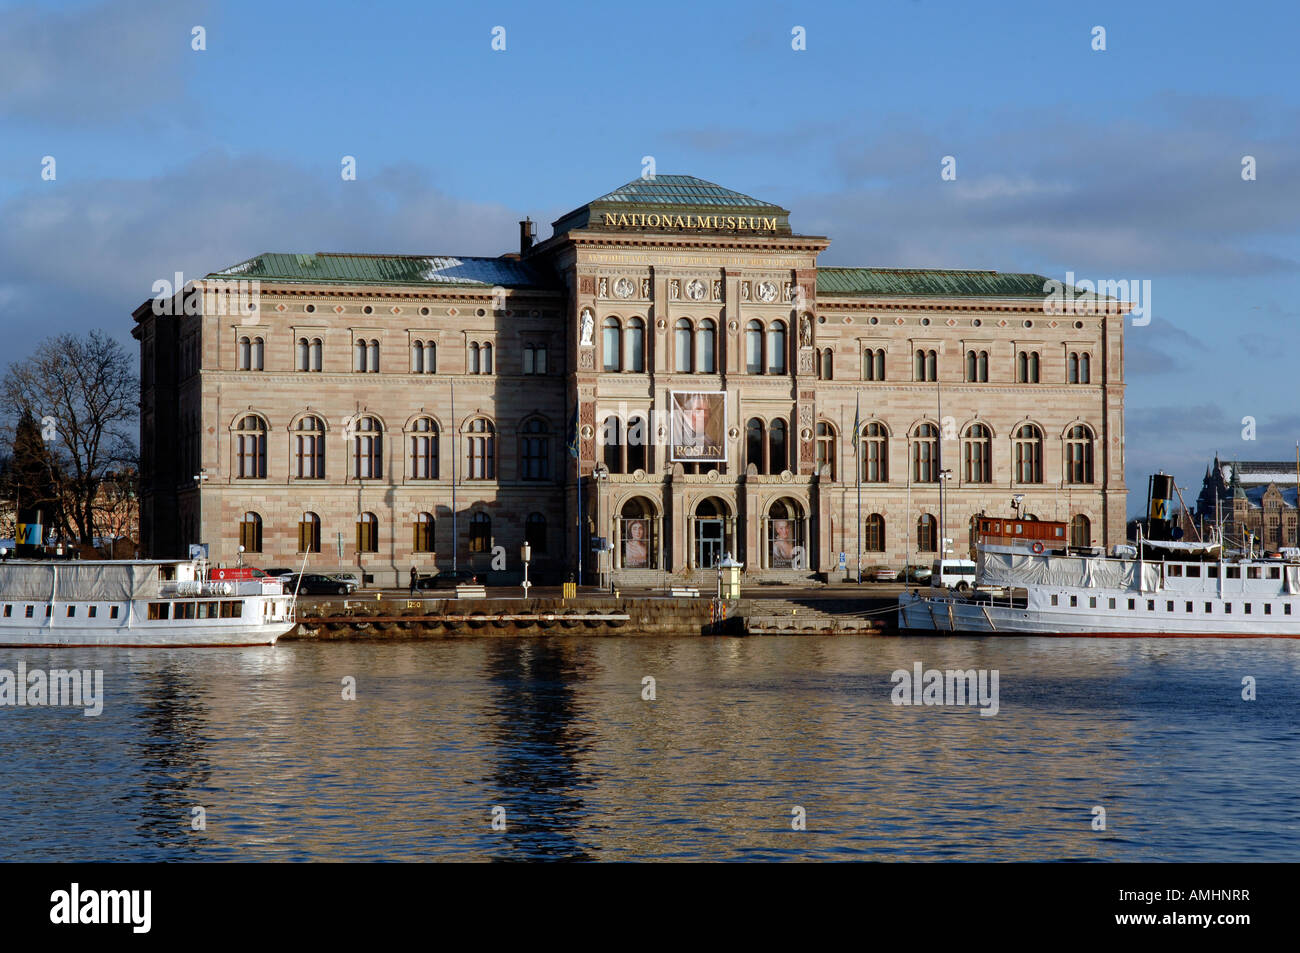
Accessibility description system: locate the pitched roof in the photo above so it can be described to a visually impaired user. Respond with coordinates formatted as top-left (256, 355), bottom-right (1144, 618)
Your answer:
top-left (817, 267), bottom-right (1064, 299)
top-left (550, 174), bottom-right (792, 236)
top-left (208, 253), bottom-right (552, 289)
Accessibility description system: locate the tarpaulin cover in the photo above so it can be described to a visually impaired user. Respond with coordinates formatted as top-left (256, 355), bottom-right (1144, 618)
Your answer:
top-left (979, 551), bottom-right (1143, 590)
top-left (0, 562), bottom-right (159, 601)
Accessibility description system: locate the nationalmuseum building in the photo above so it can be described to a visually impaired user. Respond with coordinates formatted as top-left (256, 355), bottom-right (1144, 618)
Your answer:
top-left (132, 175), bottom-right (1127, 587)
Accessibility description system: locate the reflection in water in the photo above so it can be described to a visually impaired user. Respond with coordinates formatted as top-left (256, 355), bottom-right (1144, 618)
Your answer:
top-left (0, 637), bottom-right (1296, 861)
top-left (484, 641), bottom-right (596, 861)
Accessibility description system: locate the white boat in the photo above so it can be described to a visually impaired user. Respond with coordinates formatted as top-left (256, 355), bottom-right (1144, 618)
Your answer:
top-left (898, 514), bottom-right (1300, 638)
top-left (0, 559), bottom-right (296, 647)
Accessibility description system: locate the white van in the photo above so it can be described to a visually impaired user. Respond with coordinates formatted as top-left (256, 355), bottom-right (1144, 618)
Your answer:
top-left (931, 558), bottom-right (977, 590)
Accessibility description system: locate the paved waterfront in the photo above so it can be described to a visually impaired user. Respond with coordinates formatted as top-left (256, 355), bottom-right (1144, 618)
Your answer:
top-left (1, 637), bottom-right (1296, 861)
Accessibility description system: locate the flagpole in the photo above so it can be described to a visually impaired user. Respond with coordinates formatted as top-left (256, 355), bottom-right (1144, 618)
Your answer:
top-left (855, 391), bottom-right (862, 584)
top-left (451, 380), bottom-right (457, 574)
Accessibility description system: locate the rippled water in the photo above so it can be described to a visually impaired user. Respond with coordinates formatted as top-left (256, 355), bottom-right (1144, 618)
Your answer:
top-left (1, 636), bottom-right (1297, 861)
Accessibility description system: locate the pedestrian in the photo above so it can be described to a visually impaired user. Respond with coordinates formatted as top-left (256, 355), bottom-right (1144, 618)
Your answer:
top-left (409, 565), bottom-right (418, 595)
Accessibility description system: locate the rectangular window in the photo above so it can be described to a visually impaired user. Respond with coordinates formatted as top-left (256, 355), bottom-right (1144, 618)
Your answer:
top-left (111, 606), bottom-right (120, 619)
top-left (1246, 567), bottom-right (1260, 580)
top-left (1244, 603), bottom-right (1252, 614)
top-left (1286, 603), bottom-right (1292, 615)
top-left (1108, 598), bottom-right (1116, 609)
top-left (1185, 602), bottom-right (1193, 612)
top-left (1206, 602), bottom-right (1213, 613)
top-left (1264, 603), bottom-right (1272, 615)
top-left (2, 605), bottom-right (9, 618)
top-left (1208, 565), bottom-right (1219, 578)
top-left (1050, 594), bottom-right (1058, 606)
top-left (67, 606), bottom-right (76, 617)
top-left (148, 603), bottom-right (170, 620)
top-left (1268, 567), bottom-right (1281, 579)
top-left (1166, 600), bottom-right (1173, 612)
top-left (1089, 597), bottom-right (1097, 609)
top-left (88, 605), bottom-right (97, 618)
top-left (1168, 564), bottom-right (1182, 577)
top-left (1186, 565), bottom-right (1201, 578)
top-left (1226, 566), bottom-right (1240, 579)
top-left (1127, 599), bottom-right (1135, 610)
top-left (1225, 603), bottom-right (1232, 614)
top-left (1147, 600), bottom-right (1155, 611)
top-left (1069, 595), bottom-right (1078, 608)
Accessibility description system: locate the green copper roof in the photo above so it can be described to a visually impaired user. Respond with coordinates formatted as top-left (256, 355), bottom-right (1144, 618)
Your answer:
top-left (208, 253), bottom-right (551, 289)
top-left (818, 267), bottom-right (1062, 299)
top-left (551, 174), bottom-right (792, 236)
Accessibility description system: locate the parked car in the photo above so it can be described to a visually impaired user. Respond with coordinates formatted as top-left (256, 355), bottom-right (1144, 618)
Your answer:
top-left (285, 573), bottom-right (357, 596)
top-left (931, 558), bottom-right (977, 591)
top-left (901, 564), bottom-right (932, 584)
top-left (262, 567), bottom-right (297, 581)
top-left (415, 570), bottom-right (481, 590)
top-left (871, 567), bottom-right (899, 582)
top-left (328, 572), bottom-right (360, 588)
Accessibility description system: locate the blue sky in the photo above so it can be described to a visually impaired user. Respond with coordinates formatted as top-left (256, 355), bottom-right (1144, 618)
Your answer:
top-left (2, 0), bottom-right (1298, 512)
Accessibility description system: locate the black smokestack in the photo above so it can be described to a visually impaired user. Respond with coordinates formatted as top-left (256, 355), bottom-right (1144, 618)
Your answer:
top-left (519, 218), bottom-right (535, 255)
top-left (1147, 472), bottom-right (1176, 541)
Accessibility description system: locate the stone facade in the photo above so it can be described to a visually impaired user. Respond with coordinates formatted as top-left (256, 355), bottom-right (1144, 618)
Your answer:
top-left (132, 175), bottom-right (1127, 587)
top-left (1194, 457), bottom-right (1300, 551)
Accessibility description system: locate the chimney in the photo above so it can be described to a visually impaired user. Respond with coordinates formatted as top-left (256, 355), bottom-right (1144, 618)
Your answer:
top-left (519, 217), bottom-right (535, 255)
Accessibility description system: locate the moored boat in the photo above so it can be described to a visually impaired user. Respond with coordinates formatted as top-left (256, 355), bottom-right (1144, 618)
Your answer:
top-left (0, 559), bottom-right (296, 647)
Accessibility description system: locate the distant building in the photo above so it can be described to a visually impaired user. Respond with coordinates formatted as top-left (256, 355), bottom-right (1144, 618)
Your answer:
top-left (132, 174), bottom-right (1128, 586)
top-left (1195, 456), bottom-right (1299, 550)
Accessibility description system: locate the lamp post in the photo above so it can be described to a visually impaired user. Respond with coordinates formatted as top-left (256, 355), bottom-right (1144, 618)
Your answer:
top-left (192, 467), bottom-right (208, 557)
top-left (939, 467), bottom-right (953, 556)
top-left (521, 541), bottom-right (531, 600)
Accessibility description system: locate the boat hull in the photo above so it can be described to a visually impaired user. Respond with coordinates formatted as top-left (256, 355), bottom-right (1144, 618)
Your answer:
top-left (0, 621), bottom-right (296, 648)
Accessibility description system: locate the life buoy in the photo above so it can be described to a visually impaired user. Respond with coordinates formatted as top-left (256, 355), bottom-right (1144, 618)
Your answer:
top-left (1031, 541), bottom-right (1044, 554)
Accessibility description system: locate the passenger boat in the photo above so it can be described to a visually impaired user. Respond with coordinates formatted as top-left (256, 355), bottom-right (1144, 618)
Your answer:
top-left (0, 559), bottom-right (296, 647)
top-left (898, 476), bottom-right (1300, 638)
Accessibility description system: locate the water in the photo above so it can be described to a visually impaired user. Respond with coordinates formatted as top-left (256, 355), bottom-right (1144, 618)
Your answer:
top-left (1, 636), bottom-right (1297, 861)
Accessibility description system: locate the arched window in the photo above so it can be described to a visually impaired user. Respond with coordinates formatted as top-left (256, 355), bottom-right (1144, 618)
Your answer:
top-left (1067, 351), bottom-right (1079, 384)
top-left (862, 422), bottom-right (888, 483)
top-left (745, 321), bottom-right (763, 374)
top-left (966, 350), bottom-right (987, 382)
top-left (1018, 350), bottom-right (1040, 383)
top-left (1014, 424), bottom-right (1044, 483)
top-left (912, 423), bottom-right (939, 483)
top-left (818, 347), bottom-right (833, 380)
top-left (1065, 424), bottom-right (1094, 484)
top-left (963, 424), bottom-right (991, 483)
top-left (466, 418), bottom-right (495, 480)
top-left (409, 417), bottom-right (438, 480)
top-left (603, 318), bottom-right (622, 371)
top-left (353, 416), bottom-right (383, 479)
top-left (521, 418), bottom-right (550, 480)
top-left (469, 342), bottom-right (480, 374)
top-left (354, 340), bottom-right (367, 372)
top-left (239, 512), bottom-right (262, 553)
top-left (863, 348), bottom-right (885, 381)
top-left (1080, 352), bottom-right (1090, 383)
top-left (627, 318), bottom-right (645, 372)
top-left (413, 512), bottom-right (435, 553)
top-left (746, 418), bottom-right (766, 473)
top-left (368, 340), bottom-right (380, 373)
top-left (768, 320), bottom-right (787, 374)
top-left (310, 338), bottom-right (322, 372)
top-left (235, 415), bottom-right (267, 479)
top-left (768, 418), bottom-right (788, 474)
top-left (626, 414), bottom-right (647, 473)
top-left (917, 513), bottom-right (937, 553)
top-left (297, 511), bottom-right (320, 554)
top-left (675, 318), bottom-right (693, 372)
top-left (251, 337), bottom-right (264, 371)
top-left (295, 415), bottom-right (325, 479)
top-left (469, 512), bottom-right (491, 553)
top-left (356, 512), bottom-right (378, 553)
top-left (424, 341), bottom-right (436, 374)
top-left (412, 340), bottom-right (425, 373)
top-left (480, 342), bottom-right (492, 374)
top-left (864, 513), bottom-right (886, 552)
top-left (297, 337), bottom-right (309, 372)
top-left (602, 416), bottom-right (624, 473)
top-left (238, 336), bottom-right (252, 370)
top-left (525, 513), bottom-right (548, 554)
top-left (815, 421), bottom-right (836, 480)
top-left (697, 318), bottom-right (716, 373)
top-left (1070, 514), bottom-right (1092, 548)
top-left (915, 349), bottom-right (937, 382)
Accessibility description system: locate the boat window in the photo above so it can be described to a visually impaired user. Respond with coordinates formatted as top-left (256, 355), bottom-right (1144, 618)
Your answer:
top-left (1268, 567), bottom-right (1281, 579)
top-left (1089, 597), bottom-right (1097, 608)
top-left (1015, 524), bottom-right (1023, 534)
top-left (1127, 599), bottom-right (1135, 610)
top-left (1205, 602), bottom-right (1213, 613)
top-left (1108, 598), bottom-right (1116, 609)
top-left (1050, 594), bottom-right (1058, 606)
top-left (1055, 527), bottom-right (1064, 537)
top-left (177, 602), bottom-right (196, 620)
top-left (1246, 567), bottom-right (1260, 580)
top-left (1207, 565), bottom-right (1219, 578)
top-left (110, 606), bottom-right (120, 619)
top-left (1225, 603), bottom-right (1232, 614)
top-left (1185, 602), bottom-right (1193, 612)
top-left (1, 605), bottom-right (9, 618)
top-left (1286, 604), bottom-right (1293, 616)
top-left (147, 603), bottom-right (170, 620)
top-left (25, 606), bottom-right (34, 618)
top-left (1226, 567), bottom-right (1241, 579)
top-left (46, 606), bottom-right (51, 617)
top-left (1167, 564), bottom-right (1182, 577)
top-left (1186, 565), bottom-right (1201, 578)
top-left (1166, 601), bottom-right (1174, 611)
top-left (1244, 603), bottom-right (1252, 614)
top-left (1069, 595), bottom-right (1078, 607)
top-left (88, 606), bottom-right (97, 618)
top-left (1264, 603), bottom-right (1272, 615)
top-left (67, 606), bottom-right (76, 617)
top-left (1147, 600), bottom-right (1155, 611)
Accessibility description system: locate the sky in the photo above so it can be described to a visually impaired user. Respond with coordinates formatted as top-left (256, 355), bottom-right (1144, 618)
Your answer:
top-left (1, 0), bottom-right (1297, 514)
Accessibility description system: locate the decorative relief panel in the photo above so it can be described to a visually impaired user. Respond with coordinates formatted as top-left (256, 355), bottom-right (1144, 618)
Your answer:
top-left (579, 276), bottom-right (595, 296)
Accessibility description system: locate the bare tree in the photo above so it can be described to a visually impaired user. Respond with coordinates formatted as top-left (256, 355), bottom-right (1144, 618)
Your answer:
top-left (1, 330), bottom-right (138, 546)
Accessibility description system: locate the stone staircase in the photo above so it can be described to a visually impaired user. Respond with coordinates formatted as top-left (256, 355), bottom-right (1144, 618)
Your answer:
top-left (741, 598), bottom-right (888, 635)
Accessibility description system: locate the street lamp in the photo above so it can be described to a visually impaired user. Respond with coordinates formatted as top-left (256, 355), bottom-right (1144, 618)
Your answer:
top-left (520, 541), bottom-right (532, 600)
top-left (939, 467), bottom-right (953, 556)
top-left (192, 467), bottom-right (208, 558)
